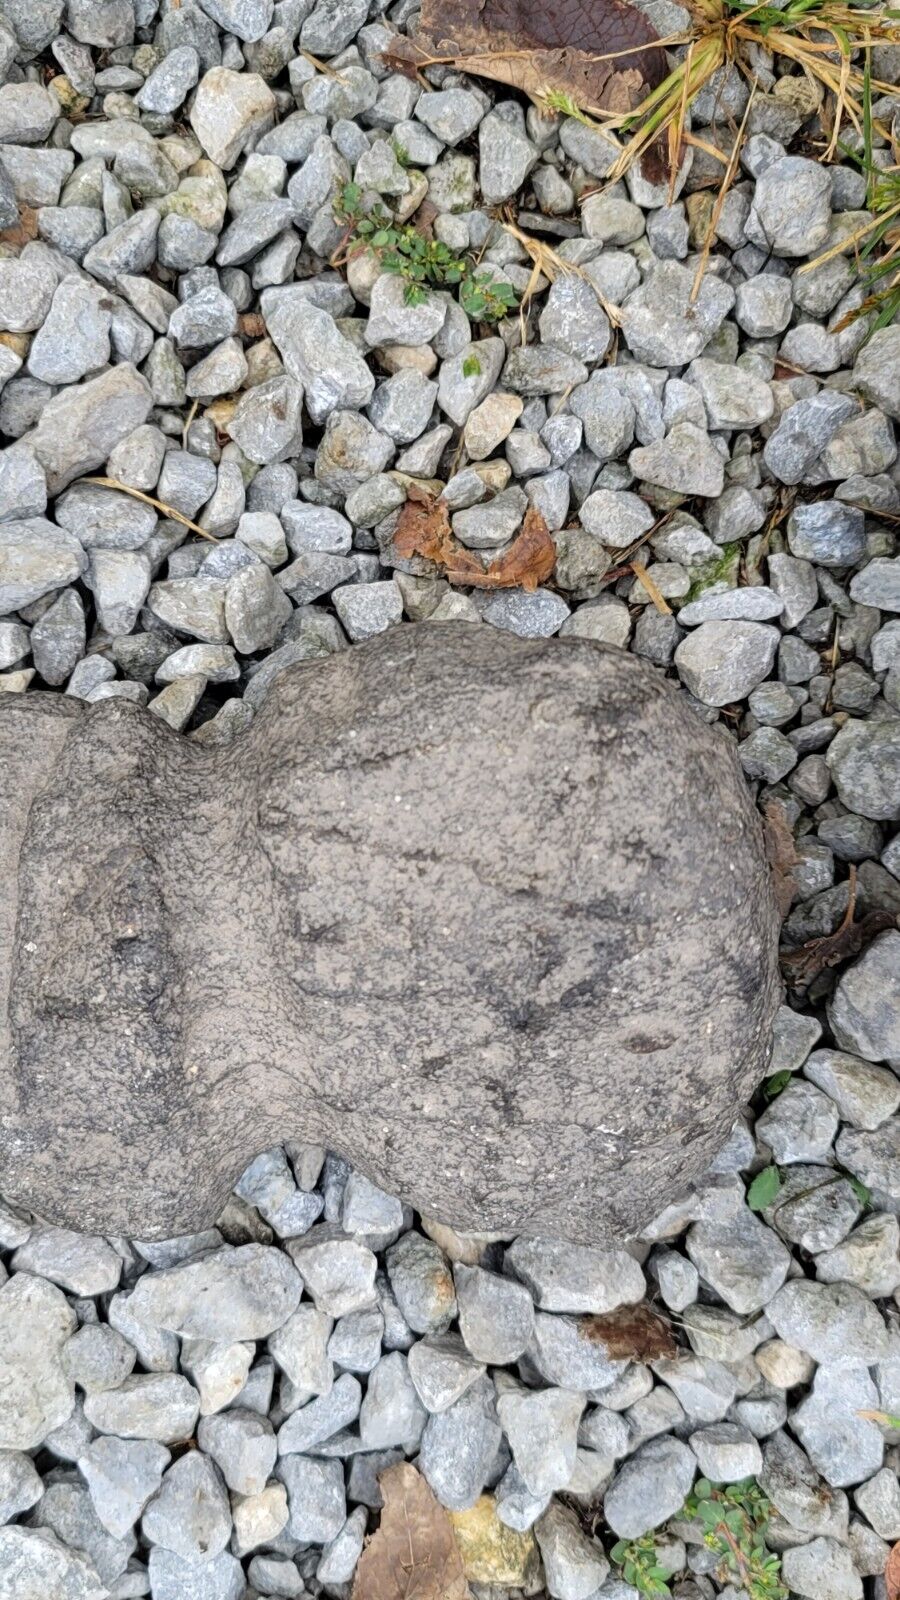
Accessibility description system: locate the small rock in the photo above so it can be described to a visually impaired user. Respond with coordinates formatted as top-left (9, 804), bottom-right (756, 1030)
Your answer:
top-left (675, 619), bottom-right (779, 706)
top-left (603, 1437), bottom-right (696, 1539)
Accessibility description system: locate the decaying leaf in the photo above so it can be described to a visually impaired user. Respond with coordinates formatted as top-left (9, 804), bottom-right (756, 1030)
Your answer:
top-left (780, 864), bottom-right (897, 990)
top-left (763, 800), bottom-right (797, 921)
top-left (382, 0), bottom-right (665, 117)
top-left (580, 1303), bottom-right (677, 1361)
top-left (395, 488), bottom-right (556, 592)
top-left (352, 1462), bottom-right (472, 1600)
top-left (886, 1540), bottom-right (900, 1600)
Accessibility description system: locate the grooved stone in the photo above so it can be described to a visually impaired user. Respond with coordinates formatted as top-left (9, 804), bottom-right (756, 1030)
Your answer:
top-left (0, 627), bottom-right (779, 1243)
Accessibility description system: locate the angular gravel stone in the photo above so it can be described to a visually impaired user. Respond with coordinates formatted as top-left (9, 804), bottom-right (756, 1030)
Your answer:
top-left (268, 1304), bottom-right (333, 1394)
top-left (419, 1375), bottom-right (502, 1511)
top-left (782, 1537), bottom-right (862, 1600)
top-left (147, 1547), bottom-right (245, 1600)
top-left (407, 1334), bottom-right (485, 1414)
top-left (836, 1120), bottom-right (900, 1202)
top-left (262, 288), bottom-right (374, 423)
top-left (766, 1279), bottom-right (889, 1365)
top-left (852, 325), bottom-right (900, 419)
top-left (603, 1437), bottom-right (696, 1539)
top-left (51, 1321), bottom-right (114, 1386)
top-left (497, 1385), bottom-right (584, 1496)
top-left (793, 1363), bottom-right (884, 1487)
top-left (455, 1265), bottom-right (534, 1364)
top-left (630, 423), bottom-right (725, 498)
top-left (359, 1351), bottom-right (426, 1448)
top-left (689, 1423), bottom-right (763, 1482)
top-left (78, 1438), bottom-right (170, 1540)
top-left (366, 274), bottom-right (446, 348)
top-left (804, 1049), bottom-right (900, 1129)
top-left (0, 1273), bottom-right (75, 1449)
top-left (675, 620), bottom-right (779, 706)
top-left (504, 1238), bottom-right (645, 1314)
top-left (27, 279), bottom-right (111, 386)
top-left (0, 1526), bottom-right (106, 1600)
top-left (126, 1246), bottom-right (302, 1340)
top-left (26, 363), bottom-right (153, 494)
top-left (756, 1080), bottom-right (839, 1164)
top-left (142, 1451), bottom-right (231, 1564)
top-left (534, 1502), bottom-right (609, 1599)
top-left (0, 519), bottom-right (86, 612)
top-left (787, 502), bottom-right (866, 566)
top-left (621, 262), bottom-right (734, 365)
top-left (189, 68), bottom-right (275, 169)
top-left (83, 1375), bottom-right (200, 1444)
top-left (687, 1209), bottom-right (790, 1315)
top-left (288, 1230), bottom-right (378, 1316)
top-left (827, 724), bottom-right (900, 824)
top-left (276, 1454), bottom-right (346, 1543)
top-left (197, 1409), bottom-right (276, 1495)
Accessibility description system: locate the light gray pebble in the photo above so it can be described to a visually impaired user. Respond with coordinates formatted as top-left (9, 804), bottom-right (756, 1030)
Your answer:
top-left (276, 1453), bottom-right (346, 1543)
top-left (78, 1438), bottom-right (170, 1540)
top-left (675, 619), bottom-right (779, 706)
top-left (418, 1374), bottom-right (502, 1510)
top-left (498, 1384), bottom-right (584, 1496)
top-left (603, 1436), bottom-right (696, 1539)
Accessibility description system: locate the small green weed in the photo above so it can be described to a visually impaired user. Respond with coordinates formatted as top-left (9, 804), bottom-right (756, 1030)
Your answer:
top-left (685, 1478), bottom-right (787, 1600)
top-left (462, 354), bottom-right (482, 377)
top-left (763, 1069), bottom-right (792, 1099)
top-left (332, 182), bottom-right (518, 322)
top-left (609, 1534), bottom-right (676, 1596)
top-left (747, 1165), bottom-right (782, 1210)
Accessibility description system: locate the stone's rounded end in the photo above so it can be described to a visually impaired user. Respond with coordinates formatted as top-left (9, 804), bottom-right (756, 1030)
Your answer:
top-left (1, 625), bottom-right (781, 1243)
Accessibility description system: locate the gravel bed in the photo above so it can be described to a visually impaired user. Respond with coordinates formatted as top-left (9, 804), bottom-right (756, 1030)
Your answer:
top-left (0, 0), bottom-right (899, 1596)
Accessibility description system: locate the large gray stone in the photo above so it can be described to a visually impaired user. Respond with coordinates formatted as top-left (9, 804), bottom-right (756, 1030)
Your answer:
top-left (0, 627), bottom-right (779, 1243)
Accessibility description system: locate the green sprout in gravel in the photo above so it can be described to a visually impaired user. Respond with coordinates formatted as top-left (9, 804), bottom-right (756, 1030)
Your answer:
top-left (609, 1533), bottom-right (678, 1596)
top-left (332, 182), bottom-right (518, 321)
top-left (684, 1478), bottom-right (787, 1600)
top-left (610, 1480), bottom-right (787, 1599)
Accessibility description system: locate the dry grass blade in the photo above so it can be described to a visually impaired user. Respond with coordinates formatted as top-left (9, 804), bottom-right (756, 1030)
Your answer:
top-left (82, 476), bottom-right (220, 542)
top-left (580, 0), bottom-right (897, 185)
top-left (502, 220), bottom-right (624, 328)
top-left (300, 49), bottom-right (347, 79)
top-left (691, 81), bottom-right (756, 302)
top-left (181, 396), bottom-right (199, 451)
top-left (630, 559), bottom-right (671, 614)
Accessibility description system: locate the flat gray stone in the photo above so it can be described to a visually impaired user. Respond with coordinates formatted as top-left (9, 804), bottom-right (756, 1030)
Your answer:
top-left (141, 1451), bottom-right (231, 1563)
top-left (78, 1437), bottom-right (170, 1539)
top-left (25, 363), bottom-right (153, 494)
top-left (125, 1246), bottom-right (302, 1341)
top-left (0, 1273), bottom-right (76, 1449)
top-left (0, 1526), bottom-right (105, 1600)
top-left (0, 628), bottom-right (779, 1245)
top-left (0, 519), bottom-right (86, 612)
top-left (603, 1437), bottom-right (696, 1539)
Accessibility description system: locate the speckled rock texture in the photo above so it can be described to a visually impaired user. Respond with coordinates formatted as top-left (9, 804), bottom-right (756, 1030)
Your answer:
top-left (1, 624), bottom-right (779, 1244)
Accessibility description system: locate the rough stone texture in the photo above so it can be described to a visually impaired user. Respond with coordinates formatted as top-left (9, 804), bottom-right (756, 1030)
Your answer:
top-left (0, 626), bottom-right (779, 1244)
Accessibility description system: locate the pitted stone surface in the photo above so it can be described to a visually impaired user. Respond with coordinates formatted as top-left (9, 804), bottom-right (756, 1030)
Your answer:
top-left (0, 626), bottom-right (778, 1244)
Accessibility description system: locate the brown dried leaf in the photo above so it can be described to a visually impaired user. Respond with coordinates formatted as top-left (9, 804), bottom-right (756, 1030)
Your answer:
top-left (580, 1303), bottom-right (677, 1361)
top-left (886, 1540), bottom-right (900, 1600)
top-left (382, 0), bottom-right (664, 116)
top-left (763, 800), bottom-right (797, 922)
top-left (780, 864), bottom-right (897, 990)
top-left (352, 1462), bottom-right (472, 1600)
top-left (395, 491), bottom-right (556, 592)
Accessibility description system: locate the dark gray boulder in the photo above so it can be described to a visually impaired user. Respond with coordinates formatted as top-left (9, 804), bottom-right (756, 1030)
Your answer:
top-left (0, 625), bottom-right (780, 1242)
